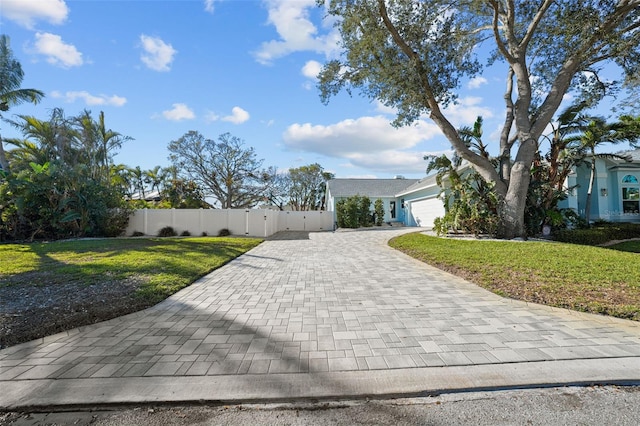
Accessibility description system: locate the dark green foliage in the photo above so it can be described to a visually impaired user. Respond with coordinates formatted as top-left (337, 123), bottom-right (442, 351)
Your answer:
top-left (160, 177), bottom-right (210, 209)
top-left (336, 195), bottom-right (371, 228)
top-left (0, 108), bottom-right (132, 241)
top-left (157, 226), bottom-right (177, 237)
top-left (554, 223), bottom-right (640, 246)
top-left (131, 231), bottom-right (144, 237)
top-left (217, 228), bottom-right (231, 237)
top-left (180, 230), bottom-right (191, 237)
top-left (374, 198), bottom-right (384, 226)
top-left (201, 231), bottom-right (208, 237)
top-left (428, 154), bottom-right (499, 237)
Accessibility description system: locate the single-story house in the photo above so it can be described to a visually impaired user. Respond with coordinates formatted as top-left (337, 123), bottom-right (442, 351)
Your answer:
top-left (325, 176), bottom-right (444, 228)
top-left (325, 148), bottom-right (640, 229)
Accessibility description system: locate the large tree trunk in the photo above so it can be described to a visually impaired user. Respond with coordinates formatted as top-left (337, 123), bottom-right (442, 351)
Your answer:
top-left (499, 165), bottom-right (531, 239)
top-left (497, 139), bottom-right (538, 239)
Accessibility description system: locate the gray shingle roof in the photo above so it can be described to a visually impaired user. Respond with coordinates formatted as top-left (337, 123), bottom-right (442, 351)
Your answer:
top-left (395, 174), bottom-right (439, 196)
top-left (327, 178), bottom-right (419, 198)
top-left (625, 148), bottom-right (640, 162)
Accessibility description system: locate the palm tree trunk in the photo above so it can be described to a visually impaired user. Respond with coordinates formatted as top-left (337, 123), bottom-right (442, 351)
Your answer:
top-left (0, 135), bottom-right (10, 173)
top-left (585, 149), bottom-right (597, 224)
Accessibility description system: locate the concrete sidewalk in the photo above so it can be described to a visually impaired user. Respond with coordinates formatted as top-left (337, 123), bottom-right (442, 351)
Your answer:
top-left (2, 229), bottom-right (640, 410)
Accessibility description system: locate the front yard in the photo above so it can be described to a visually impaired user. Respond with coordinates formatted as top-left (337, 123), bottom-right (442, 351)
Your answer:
top-left (0, 237), bottom-right (262, 348)
top-left (389, 233), bottom-right (640, 321)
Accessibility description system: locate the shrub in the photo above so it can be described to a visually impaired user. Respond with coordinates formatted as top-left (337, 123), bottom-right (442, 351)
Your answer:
top-left (131, 231), bottom-right (144, 237)
top-left (554, 222), bottom-right (640, 245)
top-left (180, 230), bottom-right (191, 237)
top-left (336, 195), bottom-right (372, 228)
top-left (218, 228), bottom-right (231, 237)
top-left (374, 199), bottom-right (385, 226)
top-left (157, 226), bottom-right (177, 237)
top-left (201, 231), bottom-right (208, 237)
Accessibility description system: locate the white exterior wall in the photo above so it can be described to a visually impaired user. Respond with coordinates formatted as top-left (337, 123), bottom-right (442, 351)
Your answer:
top-left (125, 209), bottom-right (333, 237)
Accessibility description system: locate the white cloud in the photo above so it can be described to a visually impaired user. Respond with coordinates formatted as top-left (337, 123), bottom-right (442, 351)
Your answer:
top-left (284, 116), bottom-right (441, 156)
top-left (301, 60), bottom-right (323, 89)
top-left (254, 0), bottom-right (339, 64)
top-left (282, 115), bottom-right (444, 174)
top-left (204, 0), bottom-right (220, 13)
top-left (222, 107), bottom-right (250, 124)
top-left (282, 104), bottom-right (492, 174)
top-left (204, 110), bottom-right (220, 123)
top-left (161, 103), bottom-right (195, 121)
top-left (374, 101), bottom-right (398, 116)
top-left (347, 149), bottom-right (450, 174)
top-left (375, 97), bottom-right (493, 129)
top-left (33, 32), bottom-right (83, 68)
top-left (436, 96), bottom-right (494, 126)
top-left (302, 60), bottom-right (322, 79)
top-left (468, 76), bottom-right (488, 89)
top-left (51, 90), bottom-right (126, 107)
top-left (139, 35), bottom-right (176, 72)
top-left (1, 0), bottom-right (68, 29)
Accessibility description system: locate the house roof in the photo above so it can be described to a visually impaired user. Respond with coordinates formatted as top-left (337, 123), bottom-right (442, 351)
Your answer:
top-left (326, 178), bottom-right (419, 198)
top-left (625, 148), bottom-right (640, 162)
top-left (395, 174), bottom-right (439, 197)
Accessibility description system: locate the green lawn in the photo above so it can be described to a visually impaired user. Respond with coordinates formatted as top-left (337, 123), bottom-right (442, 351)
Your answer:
top-left (607, 240), bottom-right (640, 253)
top-left (389, 233), bottom-right (640, 321)
top-left (0, 237), bottom-right (262, 304)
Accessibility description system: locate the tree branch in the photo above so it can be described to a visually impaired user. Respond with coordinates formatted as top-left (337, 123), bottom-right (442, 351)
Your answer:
top-left (376, 0), bottom-right (504, 192)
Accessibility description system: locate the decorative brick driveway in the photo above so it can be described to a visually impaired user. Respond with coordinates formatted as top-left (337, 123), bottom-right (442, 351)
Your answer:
top-left (2, 229), bottom-right (640, 383)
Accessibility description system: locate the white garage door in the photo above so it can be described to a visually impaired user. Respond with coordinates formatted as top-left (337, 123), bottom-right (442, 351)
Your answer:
top-left (410, 197), bottom-right (445, 228)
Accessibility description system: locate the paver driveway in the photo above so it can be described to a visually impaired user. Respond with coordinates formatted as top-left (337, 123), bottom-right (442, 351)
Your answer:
top-left (1, 228), bottom-right (640, 406)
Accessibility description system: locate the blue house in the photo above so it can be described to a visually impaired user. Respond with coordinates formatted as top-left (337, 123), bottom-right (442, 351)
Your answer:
top-left (325, 148), bottom-right (640, 230)
top-left (325, 178), bottom-right (419, 226)
top-left (562, 149), bottom-right (640, 223)
top-left (325, 177), bottom-right (444, 229)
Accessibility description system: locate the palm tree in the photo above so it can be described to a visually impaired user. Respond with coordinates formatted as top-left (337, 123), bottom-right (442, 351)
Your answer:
top-left (144, 165), bottom-right (166, 195)
top-left (565, 117), bottom-right (636, 223)
top-left (94, 111), bottom-right (133, 182)
top-left (0, 35), bottom-right (45, 173)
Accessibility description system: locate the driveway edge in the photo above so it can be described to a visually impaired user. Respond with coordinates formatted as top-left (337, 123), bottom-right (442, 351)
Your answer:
top-left (2, 357), bottom-right (640, 412)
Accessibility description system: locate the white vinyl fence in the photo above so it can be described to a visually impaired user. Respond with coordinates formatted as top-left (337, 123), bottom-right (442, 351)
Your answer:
top-left (125, 209), bottom-right (334, 237)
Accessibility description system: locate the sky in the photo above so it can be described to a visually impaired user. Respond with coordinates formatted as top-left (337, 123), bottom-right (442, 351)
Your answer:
top-left (0, 0), bottom-right (631, 180)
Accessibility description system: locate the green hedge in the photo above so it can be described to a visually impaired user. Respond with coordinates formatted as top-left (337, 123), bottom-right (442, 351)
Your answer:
top-left (554, 222), bottom-right (640, 246)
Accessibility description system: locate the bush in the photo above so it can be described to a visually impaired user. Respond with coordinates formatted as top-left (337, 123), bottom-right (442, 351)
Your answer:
top-left (201, 231), bottom-right (208, 237)
top-left (554, 222), bottom-right (640, 245)
top-left (157, 226), bottom-right (177, 237)
top-left (131, 231), bottom-right (144, 237)
top-left (218, 228), bottom-right (231, 237)
top-left (336, 195), bottom-right (372, 228)
top-left (374, 199), bottom-right (385, 226)
top-left (180, 230), bottom-right (191, 236)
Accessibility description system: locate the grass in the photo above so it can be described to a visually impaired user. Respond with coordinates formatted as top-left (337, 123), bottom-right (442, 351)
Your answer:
top-left (389, 233), bottom-right (640, 321)
top-left (0, 237), bottom-right (262, 304)
top-left (606, 240), bottom-right (640, 253)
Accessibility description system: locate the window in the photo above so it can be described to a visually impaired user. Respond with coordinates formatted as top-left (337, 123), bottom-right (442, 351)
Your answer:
top-left (622, 175), bottom-right (639, 214)
top-left (390, 201), bottom-right (396, 219)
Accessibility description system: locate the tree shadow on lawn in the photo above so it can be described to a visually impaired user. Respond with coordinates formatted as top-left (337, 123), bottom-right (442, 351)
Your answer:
top-left (0, 239), bottom-right (255, 349)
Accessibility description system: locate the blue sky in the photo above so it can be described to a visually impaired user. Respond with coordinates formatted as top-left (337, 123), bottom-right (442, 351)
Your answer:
top-left (0, 0), bottom-right (612, 179)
